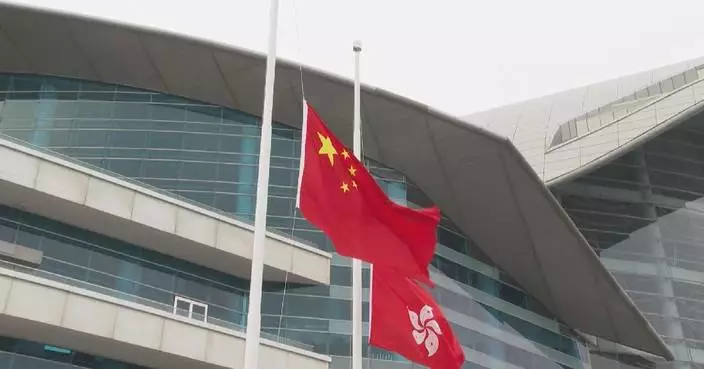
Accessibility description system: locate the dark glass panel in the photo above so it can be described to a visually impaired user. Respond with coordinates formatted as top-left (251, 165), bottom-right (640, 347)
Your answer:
top-left (146, 131), bottom-right (182, 149)
top-left (12, 75), bottom-right (42, 91)
top-left (1, 101), bottom-right (37, 119)
top-left (76, 101), bottom-right (112, 118)
top-left (107, 159), bottom-right (142, 178)
top-left (182, 132), bottom-right (216, 151)
top-left (150, 103), bottom-right (186, 121)
top-left (0, 219), bottom-right (16, 242)
top-left (109, 131), bottom-right (145, 148)
top-left (113, 102), bottom-right (150, 119)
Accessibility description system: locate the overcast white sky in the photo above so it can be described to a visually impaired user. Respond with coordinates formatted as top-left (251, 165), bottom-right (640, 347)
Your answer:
top-left (7, 0), bottom-right (704, 116)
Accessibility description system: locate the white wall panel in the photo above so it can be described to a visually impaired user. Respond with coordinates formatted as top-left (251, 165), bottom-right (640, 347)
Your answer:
top-left (85, 178), bottom-right (135, 219)
top-left (35, 162), bottom-right (89, 203)
top-left (0, 146), bottom-right (39, 187)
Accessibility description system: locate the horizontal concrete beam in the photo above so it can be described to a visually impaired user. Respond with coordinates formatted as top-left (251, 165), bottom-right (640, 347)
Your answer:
top-left (0, 266), bottom-right (330, 369)
top-left (0, 138), bottom-right (330, 285)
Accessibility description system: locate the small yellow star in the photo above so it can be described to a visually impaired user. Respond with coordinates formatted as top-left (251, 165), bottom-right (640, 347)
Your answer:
top-left (317, 132), bottom-right (338, 166)
top-left (351, 180), bottom-right (358, 189)
top-left (341, 150), bottom-right (351, 160)
top-left (340, 182), bottom-right (350, 193)
top-left (348, 165), bottom-right (357, 177)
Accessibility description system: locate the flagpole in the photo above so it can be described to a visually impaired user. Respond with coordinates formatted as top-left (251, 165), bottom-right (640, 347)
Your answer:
top-left (352, 39), bottom-right (363, 369)
top-left (243, 0), bottom-right (279, 368)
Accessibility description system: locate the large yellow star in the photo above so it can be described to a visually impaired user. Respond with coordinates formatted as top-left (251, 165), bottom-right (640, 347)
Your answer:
top-left (340, 182), bottom-right (350, 193)
top-left (317, 132), bottom-right (338, 166)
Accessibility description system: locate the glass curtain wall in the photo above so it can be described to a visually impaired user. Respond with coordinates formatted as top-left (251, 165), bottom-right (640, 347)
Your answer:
top-left (0, 74), bottom-right (587, 369)
top-left (0, 335), bottom-right (149, 369)
top-left (553, 112), bottom-right (704, 369)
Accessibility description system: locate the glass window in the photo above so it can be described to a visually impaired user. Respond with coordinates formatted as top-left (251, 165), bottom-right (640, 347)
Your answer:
top-left (78, 91), bottom-right (114, 102)
top-left (48, 101), bottom-right (76, 118)
top-left (1, 101), bottom-right (37, 119)
top-left (43, 258), bottom-right (88, 281)
top-left (114, 92), bottom-right (150, 102)
top-left (151, 93), bottom-right (189, 104)
top-left (141, 160), bottom-right (179, 179)
top-left (150, 104), bottom-right (186, 121)
top-left (88, 251), bottom-right (122, 276)
top-left (76, 101), bottom-right (112, 118)
top-left (0, 219), bottom-right (16, 242)
top-left (140, 264), bottom-right (175, 291)
top-left (272, 138), bottom-right (294, 157)
top-left (110, 131), bottom-right (145, 148)
top-left (107, 159), bottom-right (142, 178)
top-left (270, 167), bottom-right (294, 187)
top-left (80, 80), bottom-right (114, 92)
top-left (223, 109), bottom-right (258, 126)
top-left (217, 163), bottom-right (238, 182)
top-left (41, 235), bottom-right (89, 265)
top-left (183, 133), bottom-right (216, 151)
top-left (0, 119), bottom-right (33, 129)
top-left (175, 275), bottom-right (208, 301)
top-left (73, 130), bottom-right (109, 147)
top-left (181, 162), bottom-right (216, 181)
top-left (499, 284), bottom-right (526, 307)
top-left (214, 194), bottom-right (237, 213)
top-left (146, 131), bottom-right (182, 150)
top-left (185, 122), bottom-right (220, 133)
top-left (12, 76), bottom-right (42, 92)
top-left (15, 225), bottom-right (42, 249)
top-left (113, 102), bottom-right (149, 119)
top-left (219, 135), bottom-right (242, 152)
top-left (186, 106), bottom-right (221, 123)
top-left (268, 197), bottom-right (293, 217)
top-left (331, 266), bottom-right (352, 286)
top-left (0, 75), bottom-right (10, 91)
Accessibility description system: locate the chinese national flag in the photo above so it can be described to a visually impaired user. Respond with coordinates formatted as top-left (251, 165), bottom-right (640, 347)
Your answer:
top-left (370, 267), bottom-right (465, 369)
top-left (298, 102), bottom-right (440, 285)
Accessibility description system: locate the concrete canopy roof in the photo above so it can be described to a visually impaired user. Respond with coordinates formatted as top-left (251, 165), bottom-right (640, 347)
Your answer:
top-left (465, 56), bottom-right (704, 184)
top-left (0, 1), bottom-right (672, 359)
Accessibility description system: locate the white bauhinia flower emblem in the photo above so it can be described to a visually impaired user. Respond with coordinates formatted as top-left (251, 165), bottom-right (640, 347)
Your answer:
top-left (408, 305), bottom-right (443, 357)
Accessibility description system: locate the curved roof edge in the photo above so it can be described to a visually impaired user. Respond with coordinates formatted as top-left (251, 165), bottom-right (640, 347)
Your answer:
top-left (546, 93), bottom-right (704, 187)
top-left (0, 1), bottom-right (672, 359)
top-left (464, 55), bottom-right (704, 184)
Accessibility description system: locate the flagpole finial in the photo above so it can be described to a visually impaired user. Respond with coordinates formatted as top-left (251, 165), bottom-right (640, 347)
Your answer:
top-left (353, 40), bottom-right (362, 52)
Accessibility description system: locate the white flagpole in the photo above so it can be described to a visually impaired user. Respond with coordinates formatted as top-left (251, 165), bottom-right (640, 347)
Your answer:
top-left (243, 0), bottom-right (279, 368)
top-left (352, 40), bottom-right (363, 369)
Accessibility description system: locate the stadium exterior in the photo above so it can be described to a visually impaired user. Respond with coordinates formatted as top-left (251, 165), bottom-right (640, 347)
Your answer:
top-left (0, 2), bottom-right (684, 369)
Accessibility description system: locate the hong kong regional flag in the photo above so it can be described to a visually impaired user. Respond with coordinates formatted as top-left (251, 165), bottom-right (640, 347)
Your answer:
top-left (298, 102), bottom-right (440, 285)
top-left (370, 267), bottom-right (465, 369)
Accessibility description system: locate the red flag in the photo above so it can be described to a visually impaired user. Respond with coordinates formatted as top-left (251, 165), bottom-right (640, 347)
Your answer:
top-left (298, 102), bottom-right (440, 285)
top-left (370, 267), bottom-right (465, 369)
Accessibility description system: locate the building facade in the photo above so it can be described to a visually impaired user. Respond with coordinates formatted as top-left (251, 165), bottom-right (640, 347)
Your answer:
top-left (0, 3), bottom-right (674, 369)
top-left (0, 73), bottom-right (589, 369)
top-left (467, 57), bottom-right (704, 369)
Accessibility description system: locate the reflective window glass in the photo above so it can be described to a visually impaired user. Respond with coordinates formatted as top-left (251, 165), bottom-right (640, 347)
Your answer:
top-left (0, 74), bottom-right (587, 367)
